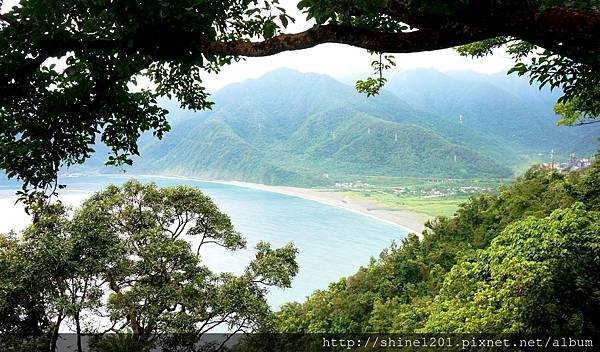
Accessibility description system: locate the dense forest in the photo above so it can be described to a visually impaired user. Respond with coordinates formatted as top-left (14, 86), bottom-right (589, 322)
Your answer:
top-left (272, 156), bottom-right (600, 335)
top-left (0, 182), bottom-right (299, 351)
top-left (1, 157), bottom-right (597, 351)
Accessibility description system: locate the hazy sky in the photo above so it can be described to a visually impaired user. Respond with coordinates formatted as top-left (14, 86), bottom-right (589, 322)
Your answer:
top-left (2, 0), bottom-right (514, 91)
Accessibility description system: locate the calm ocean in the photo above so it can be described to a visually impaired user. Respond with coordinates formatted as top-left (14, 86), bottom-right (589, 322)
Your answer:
top-left (0, 174), bottom-right (409, 308)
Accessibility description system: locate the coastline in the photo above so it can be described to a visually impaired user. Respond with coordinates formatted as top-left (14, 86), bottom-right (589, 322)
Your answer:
top-left (2, 174), bottom-right (431, 234)
top-left (211, 180), bottom-right (429, 234)
top-left (129, 174), bottom-right (430, 234)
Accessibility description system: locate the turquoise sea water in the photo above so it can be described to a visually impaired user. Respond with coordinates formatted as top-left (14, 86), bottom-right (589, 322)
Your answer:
top-left (0, 175), bottom-right (409, 308)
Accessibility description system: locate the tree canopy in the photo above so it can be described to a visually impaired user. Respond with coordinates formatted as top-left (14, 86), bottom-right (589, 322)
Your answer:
top-left (272, 156), bottom-right (600, 336)
top-left (0, 180), bottom-right (298, 351)
top-left (0, 0), bottom-right (598, 195)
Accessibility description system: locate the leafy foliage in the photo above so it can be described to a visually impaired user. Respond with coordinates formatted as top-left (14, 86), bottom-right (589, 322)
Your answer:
top-left (0, 0), bottom-right (289, 197)
top-left (426, 203), bottom-right (600, 334)
top-left (355, 53), bottom-right (396, 97)
top-left (0, 180), bottom-right (298, 351)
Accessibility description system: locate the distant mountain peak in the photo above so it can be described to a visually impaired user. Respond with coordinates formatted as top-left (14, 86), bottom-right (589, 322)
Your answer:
top-left (256, 67), bottom-right (334, 82)
top-left (74, 66), bottom-right (596, 185)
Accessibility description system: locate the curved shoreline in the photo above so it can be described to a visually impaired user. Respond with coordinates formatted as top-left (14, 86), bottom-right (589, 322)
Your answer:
top-left (209, 180), bottom-right (427, 234)
top-left (131, 174), bottom-right (429, 234)
top-left (2, 173), bottom-right (430, 234)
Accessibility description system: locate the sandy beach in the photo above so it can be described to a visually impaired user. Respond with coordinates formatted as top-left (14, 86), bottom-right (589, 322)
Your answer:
top-left (209, 180), bottom-right (430, 234)
top-left (0, 175), bottom-right (430, 234)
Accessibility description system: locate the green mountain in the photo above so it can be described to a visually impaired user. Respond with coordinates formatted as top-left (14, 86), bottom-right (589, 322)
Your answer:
top-left (386, 68), bottom-right (600, 156)
top-left (74, 68), bottom-right (598, 186)
top-left (275, 109), bottom-right (509, 178)
top-left (123, 69), bottom-right (520, 185)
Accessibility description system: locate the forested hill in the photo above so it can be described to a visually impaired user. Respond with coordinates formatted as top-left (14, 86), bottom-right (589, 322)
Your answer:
top-left (77, 68), bottom-right (599, 186)
top-left (385, 68), bottom-right (600, 155)
top-left (269, 152), bottom-right (600, 337)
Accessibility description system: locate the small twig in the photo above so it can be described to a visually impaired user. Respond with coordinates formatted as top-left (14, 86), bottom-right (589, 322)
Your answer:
top-left (573, 120), bottom-right (600, 126)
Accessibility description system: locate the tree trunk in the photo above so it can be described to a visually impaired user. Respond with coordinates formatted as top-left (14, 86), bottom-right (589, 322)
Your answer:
top-left (75, 310), bottom-right (83, 352)
top-left (49, 315), bottom-right (63, 352)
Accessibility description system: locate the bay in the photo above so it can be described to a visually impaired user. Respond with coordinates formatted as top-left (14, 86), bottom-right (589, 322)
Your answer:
top-left (0, 174), bottom-right (408, 308)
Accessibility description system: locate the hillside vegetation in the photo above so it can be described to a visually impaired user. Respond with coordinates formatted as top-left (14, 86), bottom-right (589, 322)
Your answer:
top-left (271, 156), bottom-right (600, 335)
top-left (74, 68), bottom-right (598, 186)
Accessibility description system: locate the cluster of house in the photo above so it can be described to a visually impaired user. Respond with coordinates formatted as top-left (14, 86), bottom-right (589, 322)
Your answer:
top-left (334, 181), bottom-right (371, 189)
top-left (333, 180), bottom-right (492, 198)
top-left (392, 186), bottom-right (491, 198)
top-left (542, 154), bottom-right (595, 172)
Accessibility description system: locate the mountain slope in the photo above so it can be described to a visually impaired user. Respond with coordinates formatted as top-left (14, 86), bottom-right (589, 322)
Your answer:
top-left (136, 116), bottom-right (325, 186)
top-left (277, 112), bottom-right (510, 178)
top-left (386, 68), bottom-right (600, 156)
top-left (73, 68), bottom-right (597, 186)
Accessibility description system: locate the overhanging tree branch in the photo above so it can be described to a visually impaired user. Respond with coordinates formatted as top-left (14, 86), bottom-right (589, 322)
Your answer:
top-left (4, 6), bottom-right (597, 68)
top-left (193, 25), bottom-right (500, 57)
top-left (0, 1), bottom-right (598, 195)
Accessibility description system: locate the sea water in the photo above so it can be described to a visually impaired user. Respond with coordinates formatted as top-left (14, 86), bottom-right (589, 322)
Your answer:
top-left (0, 174), bottom-right (408, 308)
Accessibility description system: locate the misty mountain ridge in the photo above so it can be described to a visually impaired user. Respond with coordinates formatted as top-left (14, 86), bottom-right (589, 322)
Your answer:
top-left (72, 68), bottom-right (599, 186)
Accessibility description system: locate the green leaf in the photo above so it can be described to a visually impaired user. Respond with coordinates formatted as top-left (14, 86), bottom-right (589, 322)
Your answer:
top-left (279, 14), bottom-right (288, 28)
top-left (263, 20), bottom-right (277, 39)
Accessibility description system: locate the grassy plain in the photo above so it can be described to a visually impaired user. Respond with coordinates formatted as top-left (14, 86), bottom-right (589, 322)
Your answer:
top-left (329, 177), bottom-right (511, 218)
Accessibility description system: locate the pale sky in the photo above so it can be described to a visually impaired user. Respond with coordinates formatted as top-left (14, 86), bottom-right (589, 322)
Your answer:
top-left (2, 0), bottom-right (514, 92)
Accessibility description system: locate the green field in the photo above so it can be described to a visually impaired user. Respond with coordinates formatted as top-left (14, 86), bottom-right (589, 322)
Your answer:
top-left (329, 177), bottom-right (509, 218)
top-left (339, 191), bottom-right (470, 217)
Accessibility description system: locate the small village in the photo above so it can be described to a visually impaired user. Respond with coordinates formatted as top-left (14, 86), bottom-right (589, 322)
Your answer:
top-left (334, 152), bottom-right (596, 200)
top-left (541, 152), bottom-right (595, 172)
top-left (334, 180), bottom-right (493, 198)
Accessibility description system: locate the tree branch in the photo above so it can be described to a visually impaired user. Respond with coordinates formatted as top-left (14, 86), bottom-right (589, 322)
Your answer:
top-left (508, 7), bottom-right (600, 65)
top-left (6, 4), bottom-right (598, 78)
top-left (0, 12), bottom-right (18, 27)
top-left (150, 6), bottom-right (599, 65)
top-left (189, 25), bottom-right (499, 57)
top-left (40, 24), bottom-right (494, 60)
